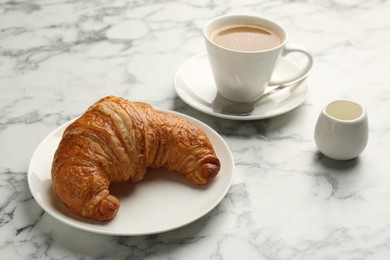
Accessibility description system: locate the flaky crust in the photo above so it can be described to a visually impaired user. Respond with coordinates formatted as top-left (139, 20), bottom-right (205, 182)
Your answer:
top-left (51, 96), bottom-right (220, 221)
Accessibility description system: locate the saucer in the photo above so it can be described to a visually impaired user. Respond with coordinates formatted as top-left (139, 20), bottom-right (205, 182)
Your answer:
top-left (174, 53), bottom-right (310, 120)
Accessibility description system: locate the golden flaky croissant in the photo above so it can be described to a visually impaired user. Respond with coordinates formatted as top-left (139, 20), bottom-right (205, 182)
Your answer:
top-left (51, 96), bottom-right (220, 221)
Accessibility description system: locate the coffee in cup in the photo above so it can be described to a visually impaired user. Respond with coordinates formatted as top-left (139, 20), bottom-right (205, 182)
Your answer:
top-left (210, 24), bottom-right (281, 52)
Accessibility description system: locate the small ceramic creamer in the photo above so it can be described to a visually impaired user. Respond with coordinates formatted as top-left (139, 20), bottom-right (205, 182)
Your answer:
top-left (314, 100), bottom-right (368, 160)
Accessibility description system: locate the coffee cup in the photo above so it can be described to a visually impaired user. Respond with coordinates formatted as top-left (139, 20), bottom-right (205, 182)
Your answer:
top-left (204, 14), bottom-right (313, 102)
top-left (314, 100), bottom-right (369, 160)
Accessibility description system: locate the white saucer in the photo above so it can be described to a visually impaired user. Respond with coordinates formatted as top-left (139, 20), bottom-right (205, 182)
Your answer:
top-left (174, 53), bottom-right (310, 120)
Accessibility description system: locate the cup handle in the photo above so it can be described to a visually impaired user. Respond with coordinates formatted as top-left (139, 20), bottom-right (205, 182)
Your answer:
top-left (268, 44), bottom-right (314, 86)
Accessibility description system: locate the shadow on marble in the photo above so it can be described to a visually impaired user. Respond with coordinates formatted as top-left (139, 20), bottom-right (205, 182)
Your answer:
top-left (313, 152), bottom-right (365, 199)
top-left (315, 151), bottom-right (360, 171)
top-left (27, 194), bottom-right (224, 258)
top-left (19, 182), bottom-right (226, 260)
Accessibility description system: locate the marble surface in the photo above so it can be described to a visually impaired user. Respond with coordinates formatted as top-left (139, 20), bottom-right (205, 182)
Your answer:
top-left (1, 0), bottom-right (390, 259)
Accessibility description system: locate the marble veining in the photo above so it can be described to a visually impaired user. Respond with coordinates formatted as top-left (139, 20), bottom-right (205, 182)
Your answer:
top-left (2, 0), bottom-right (390, 259)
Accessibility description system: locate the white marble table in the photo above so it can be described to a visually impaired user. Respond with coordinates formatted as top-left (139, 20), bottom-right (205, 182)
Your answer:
top-left (2, 0), bottom-right (390, 259)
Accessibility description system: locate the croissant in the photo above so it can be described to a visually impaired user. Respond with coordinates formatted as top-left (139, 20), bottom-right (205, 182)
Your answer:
top-left (51, 96), bottom-right (221, 221)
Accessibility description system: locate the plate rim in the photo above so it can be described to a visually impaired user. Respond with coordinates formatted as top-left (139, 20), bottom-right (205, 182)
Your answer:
top-left (27, 109), bottom-right (234, 236)
top-left (174, 52), bottom-right (310, 120)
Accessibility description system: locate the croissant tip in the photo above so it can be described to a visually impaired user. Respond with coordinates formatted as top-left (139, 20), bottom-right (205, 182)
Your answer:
top-left (200, 161), bottom-right (221, 185)
top-left (97, 195), bottom-right (120, 221)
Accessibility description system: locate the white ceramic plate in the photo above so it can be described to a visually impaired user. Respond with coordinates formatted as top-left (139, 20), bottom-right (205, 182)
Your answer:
top-left (27, 110), bottom-right (234, 236)
top-left (174, 53), bottom-right (310, 120)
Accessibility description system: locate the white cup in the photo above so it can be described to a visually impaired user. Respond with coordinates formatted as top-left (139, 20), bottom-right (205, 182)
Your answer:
top-left (314, 100), bottom-right (369, 160)
top-left (204, 14), bottom-right (313, 103)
